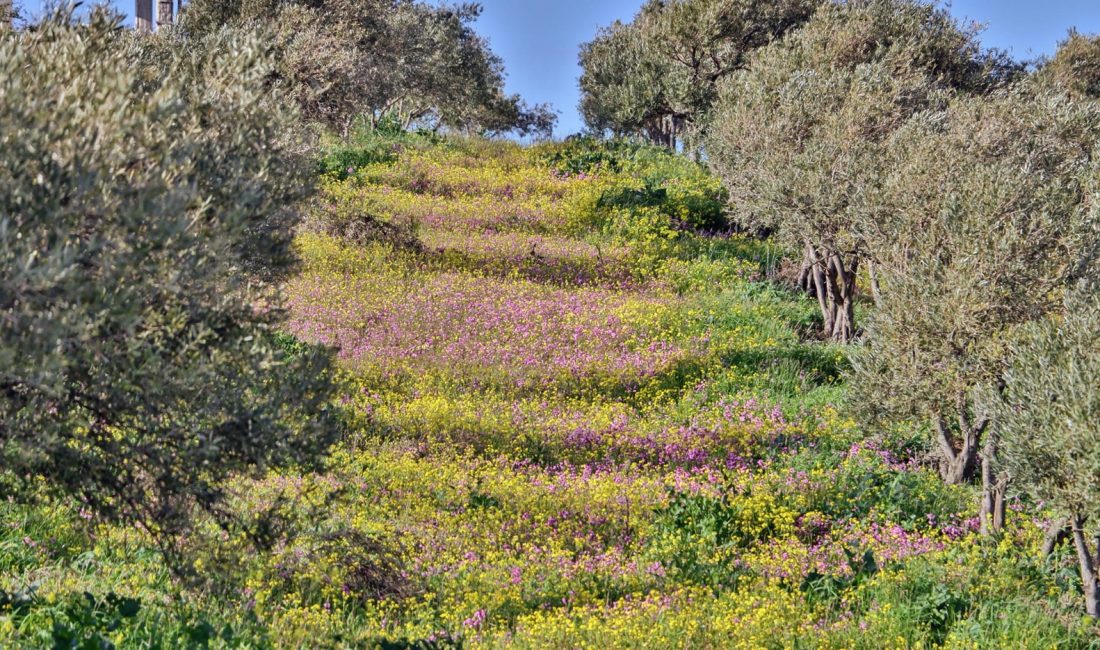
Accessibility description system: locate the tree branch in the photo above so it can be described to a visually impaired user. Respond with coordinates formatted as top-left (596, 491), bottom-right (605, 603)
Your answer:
top-left (935, 415), bottom-right (958, 461)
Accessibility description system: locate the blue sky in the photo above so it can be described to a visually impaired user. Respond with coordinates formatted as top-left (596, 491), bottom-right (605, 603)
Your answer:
top-left (14, 0), bottom-right (1100, 136)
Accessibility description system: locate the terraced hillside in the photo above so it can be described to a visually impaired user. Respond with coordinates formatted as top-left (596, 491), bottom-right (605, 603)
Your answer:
top-left (2, 137), bottom-right (1094, 648)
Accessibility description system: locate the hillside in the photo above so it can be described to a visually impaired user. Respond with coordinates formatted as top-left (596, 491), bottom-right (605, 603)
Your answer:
top-left (3, 136), bottom-right (1094, 648)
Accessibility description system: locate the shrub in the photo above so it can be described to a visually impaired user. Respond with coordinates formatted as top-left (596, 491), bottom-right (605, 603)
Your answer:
top-left (0, 10), bottom-right (338, 554)
top-left (317, 117), bottom-right (447, 179)
top-left (1040, 29), bottom-right (1100, 99)
top-left (646, 489), bottom-right (793, 586)
top-left (992, 290), bottom-right (1100, 616)
top-left (850, 88), bottom-right (1100, 502)
top-left (533, 136), bottom-right (644, 175)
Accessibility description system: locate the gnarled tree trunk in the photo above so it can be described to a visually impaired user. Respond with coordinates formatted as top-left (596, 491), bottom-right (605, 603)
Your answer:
top-left (935, 393), bottom-right (988, 485)
top-left (804, 241), bottom-right (858, 343)
top-left (1071, 514), bottom-right (1099, 617)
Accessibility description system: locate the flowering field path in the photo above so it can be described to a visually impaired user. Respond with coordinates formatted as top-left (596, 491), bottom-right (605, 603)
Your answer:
top-left (258, 138), bottom-right (1004, 647)
top-left (3, 136), bottom-right (1085, 649)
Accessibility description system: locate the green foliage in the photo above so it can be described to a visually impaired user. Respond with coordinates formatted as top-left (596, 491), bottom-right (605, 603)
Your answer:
top-left (647, 489), bottom-right (766, 586)
top-left (317, 120), bottom-right (446, 179)
top-left (35, 591), bottom-right (141, 650)
top-left (0, 10), bottom-right (338, 549)
top-left (871, 561), bottom-right (972, 645)
top-left (534, 137), bottom-right (730, 232)
top-left (1040, 29), bottom-right (1100, 99)
top-left (850, 88), bottom-right (1100, 482)
top-left (578, 0), bottom-right (817, 145)
top-left (800, 549), bottom-right (879, 608)
top-left (534, 136), bottom-right (643, 175)
top-left (181, 0), bottom-right (555, 136)
top-left (821, 544), bottom-right (1100, 648)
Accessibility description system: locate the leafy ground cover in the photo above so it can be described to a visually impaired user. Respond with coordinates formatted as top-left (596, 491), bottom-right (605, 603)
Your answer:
top-left (2, 137), bottom-right (1097, 648)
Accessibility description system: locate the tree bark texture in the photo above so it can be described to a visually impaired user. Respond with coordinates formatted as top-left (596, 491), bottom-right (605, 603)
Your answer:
top-left (979, 435), bottom-right (1007, 536)
top-left (644, 114), bottom-right (684, 150)
top-left (935, 394), bottom-right (988, 485)
top-left (1043, 516), bottom-right (1071, 557)
top-left (803, 241), bottom-right (858, 343)
top-left (867, 259), bottom-right (882, 307)
top-left (796, 253), bottom-right (813, 294)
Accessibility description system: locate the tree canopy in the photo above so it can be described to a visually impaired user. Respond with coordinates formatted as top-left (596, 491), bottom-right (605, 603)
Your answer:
top-left (181, 0), bottom-right (556, 137)
top-left (705, 0), bottom-right (1007, 342)
top-left (0, 9), bottom-right (338, 553)
top-left (578, 0), bottom-right (817, 147)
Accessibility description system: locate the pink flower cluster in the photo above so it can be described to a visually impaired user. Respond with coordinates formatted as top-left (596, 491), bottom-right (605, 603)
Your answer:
top-left (289, 272), bottom-right (686, 392)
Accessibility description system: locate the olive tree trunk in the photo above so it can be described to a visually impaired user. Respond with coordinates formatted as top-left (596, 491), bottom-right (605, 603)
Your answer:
top-left (644, 114), bottom-right (683, 150)
top-left (1, 0), bottom-right (12, 28)
top-left (804, 242), bottom-right (858, 343)
top-left (1071, 514), bottom-right (1100, 617)
top-left (1043, 516), bottom-right (1071, 557)
top-left (135, 0), bottom-right (153, 32)
top-left (867, 259), bottom-right (882, 306)
top-left (979, 434), bottom-right (1007, 535)
top-left (935, 394), bottom-right (988, 485)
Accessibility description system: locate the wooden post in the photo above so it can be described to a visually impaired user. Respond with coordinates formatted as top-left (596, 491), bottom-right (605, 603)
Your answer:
top-left (157, 0), bottom-right (173, 29)
top-left (136, 0), bottom-right (153, 32)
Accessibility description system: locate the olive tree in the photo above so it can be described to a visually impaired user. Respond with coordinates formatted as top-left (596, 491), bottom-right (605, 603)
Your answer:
top-left (649, 0), bottom-right (816, 143)
top-left (706, 0), bottom-right (1001, 342)
top-left (578, 0), bottom-right (816, 147)
top-left (849, 88), bottom-right (1100, 512)
top-left (1040, 29), bottom-right (1100, 100)
top-left (991, 290), bottom-right (1100, 616)
top-left (578, 19), bottom-right (667, 142)
top-left (0, 10), bottom-right (338, 555)
top-left (180, 0), bottom-right (554, 137)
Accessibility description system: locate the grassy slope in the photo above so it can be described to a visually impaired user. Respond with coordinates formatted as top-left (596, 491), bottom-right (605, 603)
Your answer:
top-left (1, 136), bottom-right (1096, 649)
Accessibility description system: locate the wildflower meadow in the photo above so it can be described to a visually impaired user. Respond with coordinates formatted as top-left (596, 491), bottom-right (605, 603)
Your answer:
top-left (4, 132), bottom-right (1096, 648)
